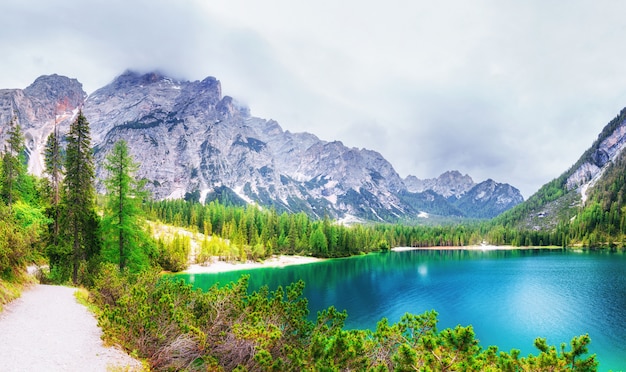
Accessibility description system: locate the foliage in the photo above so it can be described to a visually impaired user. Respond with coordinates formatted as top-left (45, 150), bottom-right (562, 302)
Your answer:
top-left (155, 233), bottom-right (190, 272)
top-left (43, 127), bottom-right (63, 248)
top-left (566, 148), bottom-right (626, 248)
top-left (0, 204), bottom-right (30, 278)
top-left (196, 236), bottom-right (230, 265)
top-left (92, 267), bottom-right (598, 371)
top-left (0, 195), bottom-right (38, 309)
top-left (101, 140), bottom-right (153, 272)
top-left (0, 117), bottom-right (25, 211)
top-left (61, 111), bottom-right (100, 284)
top-left (146, 199), bottom-right (445, 259)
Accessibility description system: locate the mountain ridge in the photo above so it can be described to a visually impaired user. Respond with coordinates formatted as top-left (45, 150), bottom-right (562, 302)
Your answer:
top-left (0, 71), bottom-right (523, 222)
top-left (494, 107), bottom-right (626, 231)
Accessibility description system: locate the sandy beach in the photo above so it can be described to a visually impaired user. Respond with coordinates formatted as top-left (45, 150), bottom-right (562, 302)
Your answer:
top-left (183, 255), bottom-right (324, 274)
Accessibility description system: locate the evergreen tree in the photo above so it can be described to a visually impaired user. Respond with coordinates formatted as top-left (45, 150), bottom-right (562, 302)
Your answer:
top-left (43, 126), bottom-right (63, 246)
top-left (102, 140), bottom-right (150, 271)
top-left (309, 225), bottom-right (328, 256)
top-left (62, 111), bottom-right (98, 284)
top-left (1, 117), bottom-right (25, 211)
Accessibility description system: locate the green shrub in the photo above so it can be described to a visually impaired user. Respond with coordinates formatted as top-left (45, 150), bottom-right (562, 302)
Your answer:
top-left (155, 233), bottom-right (190, 272)
top-left (91, 270), bottom-right (598, 372)
top-left (0, 207), bottom-right (29, 278)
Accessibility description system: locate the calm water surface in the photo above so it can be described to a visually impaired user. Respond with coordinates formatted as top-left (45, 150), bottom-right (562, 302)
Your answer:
top-left (175, 249), bottom-right (626, 371)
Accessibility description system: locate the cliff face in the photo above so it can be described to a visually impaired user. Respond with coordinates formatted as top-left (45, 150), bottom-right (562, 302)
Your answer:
top-left (0, 71), bottom-right (523, 221)
top-left (565, 113), bottom-right (626, 203)
top-left (0, 74), bottom-right (86, 175)
top-left (80, 71), bottom-right (409, 221)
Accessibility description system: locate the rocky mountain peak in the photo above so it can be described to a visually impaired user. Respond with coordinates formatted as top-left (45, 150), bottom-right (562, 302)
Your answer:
top-left (23, 74), bottom-right (86, 114)
top-left (404, 170), bottom-right (475, 198)
top-left (216, 96), bottom-right (246, 119)
top-left (112, 70), bottom-right (174, 89)
top-left (1, 71), bottom-right (524, 222)
top-left (0, 74), bottom-right (86, 176)
top-left (452, 179), bottom-right (524, 218)
top-left (401, 171), bottom-right (523, 218)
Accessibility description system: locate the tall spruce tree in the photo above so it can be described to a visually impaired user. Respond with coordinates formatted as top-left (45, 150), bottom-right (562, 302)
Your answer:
top-left (44, 124), bottom-right (63, 246)
top-left (62, 111), bottom-right (98, 284)
top-left (1, 117), bottom-right (25, 212)
top-left (102, 140), bottom-right (150, 271)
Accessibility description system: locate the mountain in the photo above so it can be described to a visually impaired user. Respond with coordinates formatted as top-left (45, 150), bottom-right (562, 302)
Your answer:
top-left (0, 71), bottom-right (523, 222)
top-left (495, 107), bottom-right (626, 232)
top-left (0, 74), bottom-right (86, 175)
top-left (404, 170), bottom-right (475, 198)
top-left (403, 171), bottom-right (524, 218)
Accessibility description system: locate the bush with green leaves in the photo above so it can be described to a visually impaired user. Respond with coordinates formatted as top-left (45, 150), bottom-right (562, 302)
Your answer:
top-left (92, 267), bottom-right (598, 371)
top-left (155, 233), bottom-right (190, 272)
top-left (0, 204), bottom-right (34, 279)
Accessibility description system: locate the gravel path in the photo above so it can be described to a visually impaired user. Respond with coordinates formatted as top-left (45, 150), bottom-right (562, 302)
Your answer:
top-left (0, 284), bottom-right (141, 372)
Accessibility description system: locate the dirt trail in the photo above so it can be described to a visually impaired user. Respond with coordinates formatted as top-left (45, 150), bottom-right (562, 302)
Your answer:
top-left (0, 284), bottom-right (141, 372)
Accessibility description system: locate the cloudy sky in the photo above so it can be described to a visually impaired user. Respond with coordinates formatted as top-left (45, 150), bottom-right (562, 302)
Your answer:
top-left (3, 0), bottom-right (626, 198)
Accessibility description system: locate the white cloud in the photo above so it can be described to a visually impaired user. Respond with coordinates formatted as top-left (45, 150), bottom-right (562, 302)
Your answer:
top-left (2, 0), bottom-right (626, 198)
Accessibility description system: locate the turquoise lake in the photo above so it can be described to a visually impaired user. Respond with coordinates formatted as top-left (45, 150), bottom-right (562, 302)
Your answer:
top-left (175, 249), bottom-right (626, 371)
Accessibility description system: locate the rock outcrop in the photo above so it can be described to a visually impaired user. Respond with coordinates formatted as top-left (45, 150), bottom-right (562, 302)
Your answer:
top-left (0, 74), bottom-right (86, 175)
top-left (565, 113), bottom-right (626, 202)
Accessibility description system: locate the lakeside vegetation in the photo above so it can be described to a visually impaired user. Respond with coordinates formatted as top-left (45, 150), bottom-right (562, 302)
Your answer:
top-left (0, 112), bottom-right (614, 370)
top-left (93, 265), bottom-right (598, 371)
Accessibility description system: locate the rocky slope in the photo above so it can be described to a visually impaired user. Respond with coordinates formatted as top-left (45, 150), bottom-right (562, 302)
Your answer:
top-left (404, 170), bottom-right (475, 198)
top-left (495, 107), bottom-right (626, 230)
top-left (0, 71), bottom-right (523, 221)
top-left (565, 110), bottom-right (626, 202)
top-left (403, 171), bottom-right (524, 218)
top-left (0, 74), bottom-right (86, 175)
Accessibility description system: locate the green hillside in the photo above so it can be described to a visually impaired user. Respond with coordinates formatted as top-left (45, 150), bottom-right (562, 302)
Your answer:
top-left (491, 107), bottom-right (626, 247)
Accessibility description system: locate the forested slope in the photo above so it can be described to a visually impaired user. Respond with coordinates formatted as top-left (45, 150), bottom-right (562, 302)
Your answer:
top-left (489, 107), bottom-right (626, 248)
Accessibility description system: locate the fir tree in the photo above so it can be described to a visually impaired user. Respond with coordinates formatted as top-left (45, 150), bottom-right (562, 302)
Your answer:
top-left (44, 125), bottom-right (63, 246)
top-left (102, 140), bottom-right (150, 271)
top-left (62, 111), bottom-right (98, 284)
top-left (309, 225), bottom-right (328, 256)
top-left (1, 117), bottom-right (25, 211)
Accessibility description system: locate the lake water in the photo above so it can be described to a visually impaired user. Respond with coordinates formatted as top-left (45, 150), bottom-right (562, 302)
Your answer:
top-left (175, 249), bottom-right (626, 371)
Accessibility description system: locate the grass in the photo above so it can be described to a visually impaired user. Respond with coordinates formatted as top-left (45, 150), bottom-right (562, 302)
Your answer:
top-left (74, 286), bottom-right (102, 316)
top-left (0, 268), bottom-right (36, 311)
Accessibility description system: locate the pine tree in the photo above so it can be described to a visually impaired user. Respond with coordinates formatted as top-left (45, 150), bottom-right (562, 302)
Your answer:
top-left (102, 140), bottom-right (150, 271)
top-left (44, 124), bottom-right (63, 246)
top-left (1, 117), bottom-right (25, 211)
top-left (309, 225), bottom-right (328, 256)
top-left (62, 111), bottom-right (98, 284)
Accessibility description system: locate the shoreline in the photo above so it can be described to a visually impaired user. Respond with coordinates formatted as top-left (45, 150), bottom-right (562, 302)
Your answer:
top-left (182, 246), bottom-right (565, 274)
top-left (182, 255), bottom-right (324, 274)
top-left (391, 245), bottom-right (564, 252)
